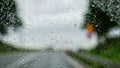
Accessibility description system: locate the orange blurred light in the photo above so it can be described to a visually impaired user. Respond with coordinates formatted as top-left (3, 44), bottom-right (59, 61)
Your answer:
top-left (86, 23), bottom-right (95, 38)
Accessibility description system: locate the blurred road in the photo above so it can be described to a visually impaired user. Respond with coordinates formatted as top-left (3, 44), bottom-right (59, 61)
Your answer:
top-left (0, 50), bottom-right (86, 68)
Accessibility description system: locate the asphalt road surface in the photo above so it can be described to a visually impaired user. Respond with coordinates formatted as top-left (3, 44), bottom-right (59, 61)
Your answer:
top-left (0, 50), bottom-right (87, 68)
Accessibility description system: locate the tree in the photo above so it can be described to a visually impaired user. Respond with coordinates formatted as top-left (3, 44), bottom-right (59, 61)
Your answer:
top-left (83, 0), bottom-right (120, 52)
top-left (84, 1), bottom-right (118, 37)
top-left (0, 0), bottom-right (22, 35)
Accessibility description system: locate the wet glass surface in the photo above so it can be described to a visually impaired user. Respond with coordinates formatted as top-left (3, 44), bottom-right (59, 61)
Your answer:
top-left (0, 0), bottom-right (120, 68)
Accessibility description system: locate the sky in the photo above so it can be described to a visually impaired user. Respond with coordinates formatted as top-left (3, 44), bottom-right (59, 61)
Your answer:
top-left (2, 0), bottom-right (98, 51)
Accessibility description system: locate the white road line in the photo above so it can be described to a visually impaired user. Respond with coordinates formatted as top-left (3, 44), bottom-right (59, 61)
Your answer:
top-left (62, 53), bottom-right (85, 68)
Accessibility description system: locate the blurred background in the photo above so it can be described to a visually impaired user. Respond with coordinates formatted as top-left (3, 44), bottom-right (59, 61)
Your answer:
top-left (0, 0), bottom-right (120, 68)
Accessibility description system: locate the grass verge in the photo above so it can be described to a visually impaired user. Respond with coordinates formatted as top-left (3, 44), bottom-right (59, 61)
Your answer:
top-left (66, 51), bottom-right (106, 68)
top-left (0, 40), bottom-right (20, 54)
top-left (86, 37), bottom-right (120, 63)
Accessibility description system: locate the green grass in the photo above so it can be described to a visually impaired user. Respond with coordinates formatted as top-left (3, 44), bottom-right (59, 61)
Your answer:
top-left (66, 51), bottom-right (106, 68)
top-left (88, 37), bottom-right (120, 63)
top-left (0, 40), bottom-right (19, 54)
top-left (0, 40), bottom-right (43, 54)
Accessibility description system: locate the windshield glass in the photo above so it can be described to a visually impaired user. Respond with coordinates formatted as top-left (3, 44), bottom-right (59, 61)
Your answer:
top-left (0, 0), bottom-right (120, 68)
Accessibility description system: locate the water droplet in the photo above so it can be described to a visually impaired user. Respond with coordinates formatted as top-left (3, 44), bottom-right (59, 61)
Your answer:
top-left (92, 5), bottom-right (95, 7)
top-left (110, 19), bottom-right (113, 21)
top-left (74, 24), bottom-right (77, 26)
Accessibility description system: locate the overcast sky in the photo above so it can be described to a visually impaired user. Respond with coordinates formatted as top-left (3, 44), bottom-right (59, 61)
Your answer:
top-left (2, 0), bottom-right (98, 51)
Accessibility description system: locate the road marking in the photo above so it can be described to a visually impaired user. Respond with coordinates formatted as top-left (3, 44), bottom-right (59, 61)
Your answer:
top-left (62, 53), bottom-right (85, 68)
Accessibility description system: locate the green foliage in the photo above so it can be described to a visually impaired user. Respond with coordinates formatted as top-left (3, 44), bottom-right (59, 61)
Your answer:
top-left (0, 0), bottom-right (22, 35)
top-left (83, 1), bottom-right (120, 63)
top-left (84, 1), bottom-right (118, 37)
top-left (89, 37), bottom-right (120, 63)
top-left (66, 51), bottom-right (106, 68)
top-left (0, 40), bottom-right (19, 53)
